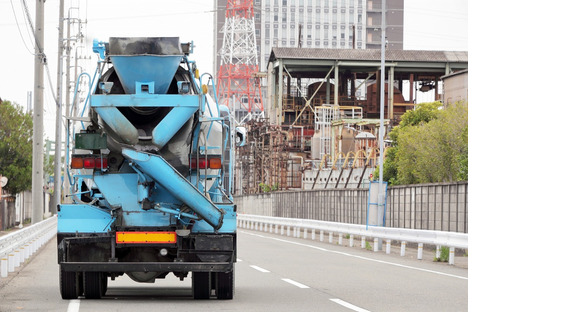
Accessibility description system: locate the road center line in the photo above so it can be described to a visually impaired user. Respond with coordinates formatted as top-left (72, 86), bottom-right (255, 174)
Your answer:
top-left (242, 230), bottom-right (467, 280)
top-left (282, 278), bottom-right (310, 289)
top-left (330, 298), bottom-right (370, 312)
top-left (66, 299), bottom-right (80, 312)
top-left (250, 265), bottom-right (270, 273)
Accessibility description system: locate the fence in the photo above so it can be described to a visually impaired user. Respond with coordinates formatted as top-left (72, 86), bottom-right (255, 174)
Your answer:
top-left (0, 215), bottom-right (57, 278)
top-left (0, 191), bottom-right (52, 231)
top-left (238, 214), bottom-right (468, 265)
top-left (235, 181), bottom-right (468, 233)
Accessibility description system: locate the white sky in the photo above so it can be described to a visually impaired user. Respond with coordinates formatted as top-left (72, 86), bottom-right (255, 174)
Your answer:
top-left (0, 0), bottom-right (467, 141)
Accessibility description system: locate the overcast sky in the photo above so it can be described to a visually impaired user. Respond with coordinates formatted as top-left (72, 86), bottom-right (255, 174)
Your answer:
top-left (0, 0), bottom-right (467, 141)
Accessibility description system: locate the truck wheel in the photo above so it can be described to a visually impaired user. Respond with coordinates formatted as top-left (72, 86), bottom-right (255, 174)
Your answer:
top-left (59, 266), bottom-right (79, 299)
top-left (84, 272), bottom-right (103, 299)
top-left (216, 267), bottom-right (235, 300)
top-left (192, 272), bottom-right (211, 299)
top-left (101, 273), bottom-right (108, 296)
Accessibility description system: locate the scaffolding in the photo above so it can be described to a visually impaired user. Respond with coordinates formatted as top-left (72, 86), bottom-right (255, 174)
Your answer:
top-left (314, 105), bottom-right (363, 160)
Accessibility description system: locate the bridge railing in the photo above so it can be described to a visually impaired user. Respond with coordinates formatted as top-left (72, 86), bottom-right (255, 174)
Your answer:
top-left (238, 214), bottom-right (468, 265)
top-left (0, 215), bottom-right (57, 278)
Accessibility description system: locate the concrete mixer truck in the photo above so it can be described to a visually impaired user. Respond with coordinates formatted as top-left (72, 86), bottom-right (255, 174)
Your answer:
top-left (57, 37), bottom-right (240, 300)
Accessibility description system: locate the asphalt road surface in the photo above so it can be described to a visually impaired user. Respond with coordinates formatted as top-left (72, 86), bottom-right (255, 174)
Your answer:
top-left (0, 229), bottom-right (467, 311)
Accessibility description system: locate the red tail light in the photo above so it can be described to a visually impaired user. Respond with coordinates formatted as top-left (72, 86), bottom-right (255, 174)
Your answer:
top-left (95, 157), bottom-right (108, 169)
top-left (71, 155), bottom-right (108, 170)
top-left (83, 158), bottom-right (95, 169)
top-left (190, 156), bottom-right (222, 169)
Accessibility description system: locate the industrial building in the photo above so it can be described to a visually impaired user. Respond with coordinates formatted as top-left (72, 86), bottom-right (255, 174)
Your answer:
top-left (214, 0), bottom-right (404, 75)
top-left (213, 1), bottom-right (468, 195)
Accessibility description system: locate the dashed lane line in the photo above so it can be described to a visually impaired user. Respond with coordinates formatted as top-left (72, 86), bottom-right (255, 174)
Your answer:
top-left (330, 298), bottom-right (371, 312)
top-left (66, 299), bottom-right (80, 312)
top-left (281, 278), bottom-right (310, 289)
top-left (249, 265), bottom-right (270, 273)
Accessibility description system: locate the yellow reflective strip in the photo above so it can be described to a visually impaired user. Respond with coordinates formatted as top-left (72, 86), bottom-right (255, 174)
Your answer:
top-left (116, 232), bottom-right (176, 244)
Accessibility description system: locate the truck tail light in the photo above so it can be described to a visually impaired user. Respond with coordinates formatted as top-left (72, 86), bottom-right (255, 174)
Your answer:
top-left (190, 156), bottom-right (222, 169)
top-left (71, 155), bottom-right (108, 170)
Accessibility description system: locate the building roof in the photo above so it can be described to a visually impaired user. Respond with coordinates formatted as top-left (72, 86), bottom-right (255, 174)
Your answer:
top-left (441, 68), bottom-right (468, 79)
top-left (270, 48), bottom-right (468, 63)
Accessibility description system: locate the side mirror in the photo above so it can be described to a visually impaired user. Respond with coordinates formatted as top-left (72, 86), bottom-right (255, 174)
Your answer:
top-left (235, 127), bottom-right (247, 147)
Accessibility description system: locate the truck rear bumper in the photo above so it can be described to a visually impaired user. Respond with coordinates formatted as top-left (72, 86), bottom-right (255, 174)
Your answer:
top-left (60, 261), bottom-right (233, 273)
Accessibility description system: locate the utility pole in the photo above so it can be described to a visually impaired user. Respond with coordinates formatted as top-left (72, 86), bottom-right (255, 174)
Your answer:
top-left (53, 0), bottom-right (64, 214)
top-left (376, 0), bottom-right (387, 244)
top-left (32, 0), bottom-right (45, 224)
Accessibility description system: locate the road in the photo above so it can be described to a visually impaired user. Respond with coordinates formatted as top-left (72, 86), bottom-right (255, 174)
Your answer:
top-left (0, 228), bottom-right (467, 312)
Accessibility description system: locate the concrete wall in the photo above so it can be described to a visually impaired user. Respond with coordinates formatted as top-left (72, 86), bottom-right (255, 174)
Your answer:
top-left (235, 181), bottom-right (468, 233)
top-left (442, 70), bottom-right (468, 105)
top-left (0, 191), bottom-right (48, 231)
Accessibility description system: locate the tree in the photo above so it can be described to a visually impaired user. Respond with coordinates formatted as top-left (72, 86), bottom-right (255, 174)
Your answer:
top-left (373, 101), bottom-right (468, 185)
top-left (396, 101), bottom-right (468, 184)
top-left (0, 100), bottom-right (33, 194)
top-left (373, 101), bottom-right (443, 184)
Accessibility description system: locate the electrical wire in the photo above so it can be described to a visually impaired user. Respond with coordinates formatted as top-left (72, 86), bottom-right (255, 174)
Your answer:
top-left (9, 0), bottom-right (34, 55)
top-left (20, 0), bottom-right (60, 108)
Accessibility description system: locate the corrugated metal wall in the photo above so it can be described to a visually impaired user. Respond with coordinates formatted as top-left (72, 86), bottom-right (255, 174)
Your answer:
top-left (235, 181), bottom-right (468, 233)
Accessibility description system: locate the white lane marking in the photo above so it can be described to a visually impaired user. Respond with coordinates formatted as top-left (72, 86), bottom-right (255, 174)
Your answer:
top-left (330, 298), bottom-right (371, 312)
top-left (282, 278), bottom-right (310, 289)
top-left (250, 265), bottom-right (270, 273)
top-left (237, 258), bottom-right (243, 262)
top-left (242, 230), bottom-right (468, 280)
top-left (67, 299), bottom-right (80, 312)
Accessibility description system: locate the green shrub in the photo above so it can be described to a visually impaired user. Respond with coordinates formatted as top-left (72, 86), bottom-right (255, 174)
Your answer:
top-left (434, 246), bottom-right (450, 262)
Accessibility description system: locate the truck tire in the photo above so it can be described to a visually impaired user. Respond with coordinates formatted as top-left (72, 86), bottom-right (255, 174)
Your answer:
top-left (84, 272), bottom-right (103, 299)
top-left (192, 272), bottom-right (211, 299)
top-left (59, 266), bottom-right (79, 299)
top-left (216, 267), bottom-right (234, 300)
top-left (101, 273), bottom-right (108, 296)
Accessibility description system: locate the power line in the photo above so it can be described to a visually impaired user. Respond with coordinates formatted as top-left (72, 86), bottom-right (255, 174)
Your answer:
top-left (8, 0), bottom-right (33, 54)
top-left (19, 0), bottom-right (59, 108)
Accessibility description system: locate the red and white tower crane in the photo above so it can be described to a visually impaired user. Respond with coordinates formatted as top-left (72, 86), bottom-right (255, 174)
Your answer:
top-left (217, 0), bottom-right (263, 121)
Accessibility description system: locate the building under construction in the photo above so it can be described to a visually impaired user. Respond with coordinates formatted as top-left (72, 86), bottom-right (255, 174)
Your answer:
top-left (234, 48), bottom-right (468, 194)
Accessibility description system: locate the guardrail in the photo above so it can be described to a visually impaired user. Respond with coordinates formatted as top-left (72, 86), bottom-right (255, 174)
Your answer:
top-left (238, 214), bottom-right (468, 265)
top-left (1, 216), bottom-right (57, 278)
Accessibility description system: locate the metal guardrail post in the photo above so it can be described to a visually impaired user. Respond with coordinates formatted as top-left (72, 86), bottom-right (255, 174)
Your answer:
top-left (0, 215), bottom-right (57, 279)
top-left (238, 214), bottom-right (468, 265)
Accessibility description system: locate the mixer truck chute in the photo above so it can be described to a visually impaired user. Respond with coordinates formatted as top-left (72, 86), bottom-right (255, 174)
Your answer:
top-left (57, 37), bottom-right (237, 300)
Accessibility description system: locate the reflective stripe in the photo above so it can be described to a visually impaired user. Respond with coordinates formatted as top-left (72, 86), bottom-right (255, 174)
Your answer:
top-left (116, 231), bottom-right (177, 244)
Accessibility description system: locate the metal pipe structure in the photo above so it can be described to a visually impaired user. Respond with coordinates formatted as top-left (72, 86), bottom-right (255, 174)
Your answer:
top-left (122, 149), bottom-right (225, 230)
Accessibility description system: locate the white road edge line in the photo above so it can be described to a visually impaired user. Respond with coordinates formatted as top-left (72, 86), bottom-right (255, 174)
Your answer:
top-left (330, 298), bottom-right (371, 312)
top-left (250, 265), bottom-right (270, 273)
top-left (242, 230), bottom-right (467, 280)
top-left (282, 278), bottom-right (310, 289)
top-left (67, 299), bottom-right (80, 312)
